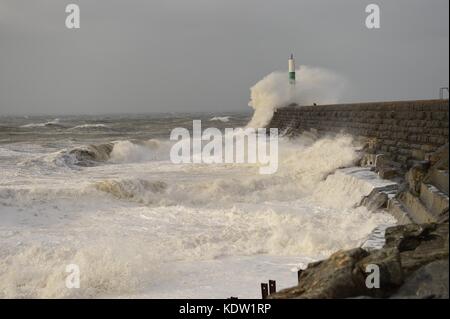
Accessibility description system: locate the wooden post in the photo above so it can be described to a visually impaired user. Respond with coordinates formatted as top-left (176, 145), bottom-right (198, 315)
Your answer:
top-left (261, 283), bottom-right (268, 299)
top-left (269, 280), bottom-right (276, 294)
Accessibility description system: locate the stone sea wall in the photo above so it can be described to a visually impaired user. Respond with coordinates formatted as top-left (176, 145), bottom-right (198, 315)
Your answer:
top-left (268, 99), bottom-right (449, 165)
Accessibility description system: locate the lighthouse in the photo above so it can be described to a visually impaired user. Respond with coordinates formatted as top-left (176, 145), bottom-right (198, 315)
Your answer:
top-left (288, 53), bottom-right (295, 85)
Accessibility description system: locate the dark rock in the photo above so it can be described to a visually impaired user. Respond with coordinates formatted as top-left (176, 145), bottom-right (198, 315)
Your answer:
top-left (268, 248), bottom-right (369, 299)
top-left (406, 159), bottom-right (430, 171)
top-left (391, 259), bottom-right (449, 299)
top-left (438, 208), bottom-right (449, 223)
top-left (397, 223), bottom-right (449, 275)
top-left (269, 222), bottom-right (449, 299)
top-left (356, 248), bottom-right (404, 296)
top-left (361, 189), bottom-right (389, 211)
top-left (384, 223), bottom-right (448, 277)
top-left (378, 167), bottom-right (400, 179)
top-left (384, 223), bottom-right (435, 251)
top-left (405, 165), bottom-right (428, 196)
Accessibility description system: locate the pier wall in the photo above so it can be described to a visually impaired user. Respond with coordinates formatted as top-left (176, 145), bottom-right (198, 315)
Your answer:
top-left (268, 99), bottom-right (449, 164)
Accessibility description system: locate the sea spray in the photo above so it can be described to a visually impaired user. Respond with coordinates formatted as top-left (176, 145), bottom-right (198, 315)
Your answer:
top-left (169, 120), bottom-right (279, 174)
top-left (247, 66), bottom-right (348, 128)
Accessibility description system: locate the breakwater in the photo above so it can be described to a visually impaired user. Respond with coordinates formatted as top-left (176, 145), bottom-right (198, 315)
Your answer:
top-left (268, 99), bottom-right (449, 165)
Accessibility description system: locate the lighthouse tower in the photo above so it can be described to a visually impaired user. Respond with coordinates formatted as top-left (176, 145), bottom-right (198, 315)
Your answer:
top-left (288, 53), bottom-right (295, 85)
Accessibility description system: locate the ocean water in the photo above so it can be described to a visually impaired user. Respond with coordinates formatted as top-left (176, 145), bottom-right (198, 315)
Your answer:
top-left (0, 113), bottom-right (396, 298)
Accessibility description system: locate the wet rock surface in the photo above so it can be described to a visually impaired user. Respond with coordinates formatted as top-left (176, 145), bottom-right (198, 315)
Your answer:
top-left (269, 222), bottom-right (449, 299)
top-left (391, 259), bottom-right (448, 299)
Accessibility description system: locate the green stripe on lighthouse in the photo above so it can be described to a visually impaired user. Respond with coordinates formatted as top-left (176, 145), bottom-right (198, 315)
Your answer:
top-left (289, 72), bottom-right (295, 80)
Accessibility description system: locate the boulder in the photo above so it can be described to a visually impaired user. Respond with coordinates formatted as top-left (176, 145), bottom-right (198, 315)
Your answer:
top-left (391, 259), bottom-right (449, 299)
top-left (356, 248), bottom-right (404, 297)
top-left (268, 222), bottom-right (449, 299)
top-left (361, 189), bottom-right (389, 211)
top-left (396, 223), bottom-right (449, 275)
top-left (384, 223), bottom-right (449, 273)
top-left (268, 248), bottom-right (369, 299)
top-left (384, 223), bottom-right (435, 251)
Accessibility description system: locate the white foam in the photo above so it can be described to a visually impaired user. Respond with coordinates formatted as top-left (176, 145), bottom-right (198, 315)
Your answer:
top-left (247, 66), bottom-right (348, 128)
top-left (20, 119), bottom-right (60, 128)
top-left (312, 167), bottom-right (398, 209)
top-left (209, 116), bottom-right (230, 122)
top-left (0, 134), bottom-right (397, 298)
top-left (108, 140), bottom-right (171, 163)
top-left (69, 124), bottom-right (109, 129)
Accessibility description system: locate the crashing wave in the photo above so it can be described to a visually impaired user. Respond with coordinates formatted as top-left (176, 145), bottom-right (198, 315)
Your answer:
top-left (93, 134), bottom-right (364, 208)
top-left (67, 143), bottom-right (115, 166)
top-left (209, 116), bottom-right (230, 122)
top-left (59, 139), bottom-right (168, 167)
top-left (108, 140), bottom-right (168, 163)
top-left (247, 66), bottom-right (347, 128)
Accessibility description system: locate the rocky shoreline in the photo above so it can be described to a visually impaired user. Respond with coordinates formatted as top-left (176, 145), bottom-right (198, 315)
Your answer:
top-left (269, 221), bottom-right (448, 299)
top-left (269, 142), bottom-right (449, 299)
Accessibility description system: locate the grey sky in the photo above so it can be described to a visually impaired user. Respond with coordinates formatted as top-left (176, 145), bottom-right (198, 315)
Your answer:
top-left (0, 0), bottom-right (448, 115)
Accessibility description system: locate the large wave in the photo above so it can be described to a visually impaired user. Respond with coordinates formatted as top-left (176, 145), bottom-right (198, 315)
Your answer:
top-left (22, 139), bottom-right (171, 169)
top-left (67, 143), bottom-right (115, 166)
top-left (108, 139), bottom-right (171, 163)
top-left (89, 134), bottom-right (365, 208)
top-left (247, 66), bottom-right (348, 128)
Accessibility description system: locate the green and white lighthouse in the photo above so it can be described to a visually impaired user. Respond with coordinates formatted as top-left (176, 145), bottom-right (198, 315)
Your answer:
top-left (288, 53), bottom-right (296, 85)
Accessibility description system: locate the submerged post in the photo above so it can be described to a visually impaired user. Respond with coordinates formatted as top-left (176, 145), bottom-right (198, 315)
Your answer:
top-left (261, 283), bottom-right (268, 299)
top-left (269, 280), bottom-right (276, 294)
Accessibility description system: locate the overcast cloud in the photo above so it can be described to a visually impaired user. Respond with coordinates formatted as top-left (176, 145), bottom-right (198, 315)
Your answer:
top-left (0, 0), bottom-right (448, 115)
